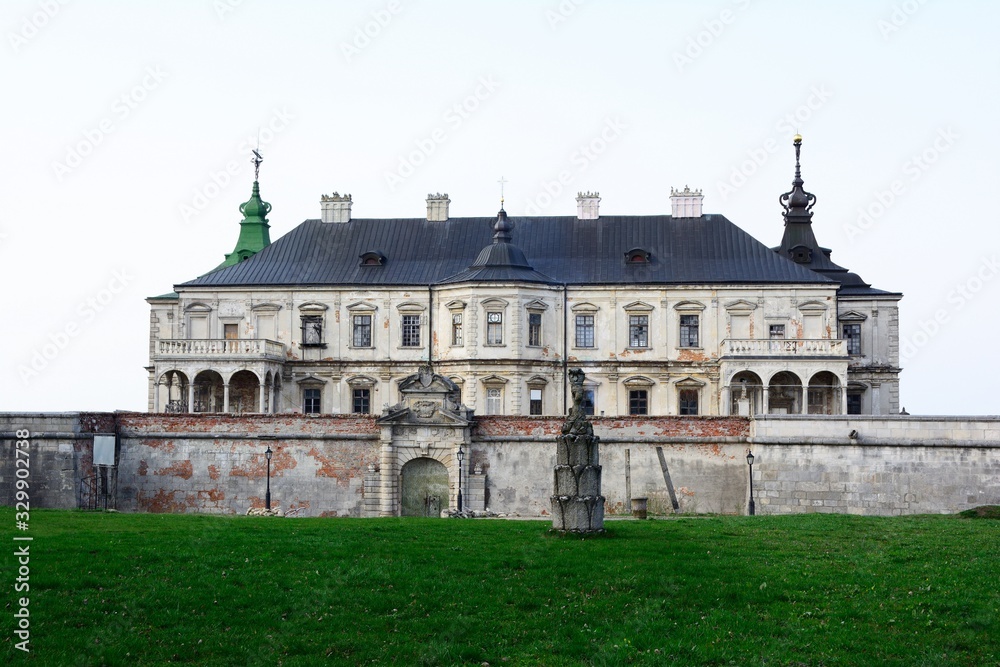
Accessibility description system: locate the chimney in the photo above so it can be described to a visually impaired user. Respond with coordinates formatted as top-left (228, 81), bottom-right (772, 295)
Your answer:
top-left (426, 193), bottom-right (450, 222)
top-left (576, 191), bottom-right (600, 220)
top-left (670, 186), bottom-right (703, 218)
top-left (320, 193), bottom-right (352, 223)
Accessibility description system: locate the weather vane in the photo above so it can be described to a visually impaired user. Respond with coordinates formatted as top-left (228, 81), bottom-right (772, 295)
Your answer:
top-left (251, 128), bottom-right (263, 181)
top-left (498, 176), bottom-right (508, 206)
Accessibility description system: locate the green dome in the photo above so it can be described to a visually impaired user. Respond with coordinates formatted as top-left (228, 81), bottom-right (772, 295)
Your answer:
top-left (239, 181), bottom-right (272, 223)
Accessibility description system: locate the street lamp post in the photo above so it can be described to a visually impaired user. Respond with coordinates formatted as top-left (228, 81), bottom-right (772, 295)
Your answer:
top-left (746, 450), bottom-right (755, 516)
top-left (265, 446), bottom-right (273, 510)
top-left (456, 445), bottom-right (464, 512)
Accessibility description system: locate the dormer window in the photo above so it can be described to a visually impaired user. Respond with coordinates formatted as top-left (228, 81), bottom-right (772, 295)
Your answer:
top-left (789, 245), bottom-right (812, 264)
top-left (625, 248), bottom-right (651, 264)
top-left (359, 251), bottom-right (385, 266)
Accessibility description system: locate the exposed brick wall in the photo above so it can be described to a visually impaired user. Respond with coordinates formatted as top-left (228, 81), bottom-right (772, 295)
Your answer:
top-left (473, 415), bottom-right (749, 439)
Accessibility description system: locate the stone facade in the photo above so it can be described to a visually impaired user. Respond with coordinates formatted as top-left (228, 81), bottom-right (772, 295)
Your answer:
top-left (4, 412), bottom-right (997, 518)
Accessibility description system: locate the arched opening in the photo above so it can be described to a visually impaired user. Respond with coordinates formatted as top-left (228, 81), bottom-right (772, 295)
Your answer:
top-left (808, 371), bottom-right (841, 415)
top-left (400, 457), bottom-right (449, 517)
top-left (729, 371), bottom-right (763, 416)
top-left (768, 371), bottom-right (803, 414)
top-left (193, 370), bottom-right (224, 413)
top-left (159, 370), bottom-right (189, 413)
top-left (229, 370), bottom-right (261, 414)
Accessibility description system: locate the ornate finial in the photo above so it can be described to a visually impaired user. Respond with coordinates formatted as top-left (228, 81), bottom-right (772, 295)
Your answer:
top-left (497, 176), bottom-right (508, 208)
top-left (251, 149), bottom-right (263, 182)
top-left (779, 135), bottom-right (816, 222)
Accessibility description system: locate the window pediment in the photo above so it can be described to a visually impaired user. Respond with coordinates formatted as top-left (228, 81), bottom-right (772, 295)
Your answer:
top-left (673, 301), bottom-right (706, 312)
top-left (298, 301), bottom-right (329, 312)
top-left (295, 374), bottom-right (326, 386)
top-left (251, 303), bottom-right (282, 312)
top-left (396, 301), bottom-right (427, 313)
top-left (347, 301), bottom-right (378, 312)
top-left (526, 375), bottom-right (549, 386)
top-left (724, 299), bottom-right (757, 312)
top-left (571, 302), bottom-right (599, 313)
top-left (445, 300), bottom-right (467, 310)
top-left (525, 299), bottom-right (548, 311)
top-left (797, 301), bottom-right (828, 313)
top-left (347, 375), bottom-right (377, 388)
top-left (184, 302), bottom-right (212, 313)
top-left (839, 310), bottom-right (868, 322)
top-left (674, 376), bottom-right (707, 388)
top-left (623, 301), bottom-right (654, 313)
top-left (481, 298), bottom-right (509, 309)
top-left (480, 374), bottom-right (509, 385)
top-left (622, 375), bottom-right (655, 387)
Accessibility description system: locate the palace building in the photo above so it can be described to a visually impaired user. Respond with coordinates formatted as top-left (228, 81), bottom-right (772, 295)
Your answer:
top-left (146, 137), bottom-right (902, 418)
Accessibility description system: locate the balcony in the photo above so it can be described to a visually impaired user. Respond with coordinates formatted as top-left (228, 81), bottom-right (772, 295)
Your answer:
top-left (722, 338), bottom-right (846, 358)
top-left (155, 339), bottom-right (286, 361)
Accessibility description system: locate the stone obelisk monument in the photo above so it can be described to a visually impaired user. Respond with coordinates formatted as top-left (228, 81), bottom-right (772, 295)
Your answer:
top-left (551, 368), bottom-right (605, 533)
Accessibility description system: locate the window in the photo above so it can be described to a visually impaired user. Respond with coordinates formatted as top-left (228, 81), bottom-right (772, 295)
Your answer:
top-left (575, 314), bottom-right (595, 348)
top-left (582, 389), bottom-right (595, 416)
top-left (629, 315), bottom-right (648, 348)
top-left (769, 324), bottom-right (785, 339)
top-left (680, 314), bottom-right (699, 347)
top-left (301, 316), bottom-right (323, 346)
top-left (223, 323), bottom-right (239, 340)
top-left (486, 311), bottom-right (503, 345)
top-left (352, 314), bottom-right (372, 347)
top-left (451, 313), bottom-right (463, 346)
top-left (847, 392), bottom-right (863, 415)
top-left (843, 323), bottom-right (862, 355)
top-left (401, 314), bottom-right (421, 347)
top-left (352, 388), bottom-right (371, 414)
top-left (528, 312), bottom-right (542, 347)
top-left (628, 389), bottom-right (648, 415)
top-left (529, 388), bottom-right (543, 415)
top-left (679, 389), bottom-right (699, 415)
top-left (485, 387), bottom-right (502, 415)
top-left (303, 388), bottom-right (321, 414)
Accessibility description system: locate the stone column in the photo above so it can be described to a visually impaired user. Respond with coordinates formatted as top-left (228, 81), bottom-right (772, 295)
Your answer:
top-left (269, 381), bottom-right (276, 414)
top-left (800, 386), bottom-right (808, 415)
top-left (258, 381), bottom-right (266, 413)
top-left (762, 387), bottom-right (770, 415)
top-left (223, 382), bottom-right (230, 413)
top-left (720, 385), bottom-right (730, 416)
top-left (840, 386), bottom-right (848, 415)
top-left (188, 382), bottom-right (195, 413)
top-left (379, 427), bottom-right (396, 516)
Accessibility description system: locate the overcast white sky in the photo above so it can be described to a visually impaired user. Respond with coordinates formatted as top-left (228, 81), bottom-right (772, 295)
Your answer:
top-left (1, 0), bottom-right (997, 415)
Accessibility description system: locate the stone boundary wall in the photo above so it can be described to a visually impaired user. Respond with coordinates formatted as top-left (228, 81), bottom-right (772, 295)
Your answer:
top-left (0, 413), bottom-right (114, 509)
top-left (3, 413), bottom-right (999, 517)
top-left (750, 416), bottom-right (1000, 515)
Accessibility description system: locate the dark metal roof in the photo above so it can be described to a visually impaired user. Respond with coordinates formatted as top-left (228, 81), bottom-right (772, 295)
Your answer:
top-left (180, 214), bottom-right (838, 288)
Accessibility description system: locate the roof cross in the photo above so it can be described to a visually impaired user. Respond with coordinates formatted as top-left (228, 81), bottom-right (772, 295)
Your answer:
top-left (497, 176), bottom-right (508, 207)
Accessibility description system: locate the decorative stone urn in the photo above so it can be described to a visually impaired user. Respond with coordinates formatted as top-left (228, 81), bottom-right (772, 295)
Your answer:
top-left (551, 368), bottom-right (604, 533)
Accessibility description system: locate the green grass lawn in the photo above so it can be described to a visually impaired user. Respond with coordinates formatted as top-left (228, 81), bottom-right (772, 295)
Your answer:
top-left (2, 509), bottom-right (998, 666)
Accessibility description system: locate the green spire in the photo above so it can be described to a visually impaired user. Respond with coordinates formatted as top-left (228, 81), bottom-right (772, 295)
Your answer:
top-left (221, 180), bottom-right (272, 267)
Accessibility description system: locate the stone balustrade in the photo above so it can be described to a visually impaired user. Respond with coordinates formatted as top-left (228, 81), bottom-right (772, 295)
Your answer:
top-left (155, 339), bottom-right (286, 360)
top-left (723, 338), bottom-right (845, 357)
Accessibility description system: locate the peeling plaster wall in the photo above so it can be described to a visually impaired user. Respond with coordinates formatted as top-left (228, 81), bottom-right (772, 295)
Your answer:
top-left (3, 413), bottom-right (999, 518)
